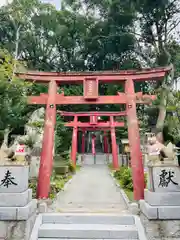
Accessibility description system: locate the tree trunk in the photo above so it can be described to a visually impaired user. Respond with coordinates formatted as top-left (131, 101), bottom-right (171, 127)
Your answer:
top-left (1, 128), bottom-right (11, 150)
top-left (13, 25), bottom-right (21, 76)
top-left (156, 64), bottom-right (174, 130)
top-left (156, 89), bottom-right (167, 130)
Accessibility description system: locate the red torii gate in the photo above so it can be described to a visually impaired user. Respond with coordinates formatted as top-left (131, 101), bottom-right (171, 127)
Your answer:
top-left (58, 111), bottom-right (126, 168)
top-left (17, 67), bottom-right (170, 200)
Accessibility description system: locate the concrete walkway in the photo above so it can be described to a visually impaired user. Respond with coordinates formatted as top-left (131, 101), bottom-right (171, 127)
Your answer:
top-left (49, 165), bottom-right (128, 213)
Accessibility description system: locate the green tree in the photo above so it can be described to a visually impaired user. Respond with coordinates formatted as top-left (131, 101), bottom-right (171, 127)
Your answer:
top-left (132, 0), bottom-right (180, 129)
top-left (0, 49), bottom-right (30, 148)
top-left (0, 0), bottom-right (153, 153)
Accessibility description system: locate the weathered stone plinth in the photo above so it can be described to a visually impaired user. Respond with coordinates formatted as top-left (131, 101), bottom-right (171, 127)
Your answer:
top-left (140, 160), bottom-right (180, 239)
top-left (0, 165), bottom-right (37, 240)
top-left (140, 160), bottom-right (180, 220)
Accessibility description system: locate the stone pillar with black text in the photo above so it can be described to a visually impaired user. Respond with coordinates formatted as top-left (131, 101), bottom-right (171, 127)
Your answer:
top-left (140, 157), bottom-right (180, 239)
top-left (0, 164), bottom-right (37, 240)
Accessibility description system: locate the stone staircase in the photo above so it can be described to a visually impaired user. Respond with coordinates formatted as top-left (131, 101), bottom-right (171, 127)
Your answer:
top-left (30, 213), bottom-right (147, 240)
top-left (81, 154), bottom-right (107, 165)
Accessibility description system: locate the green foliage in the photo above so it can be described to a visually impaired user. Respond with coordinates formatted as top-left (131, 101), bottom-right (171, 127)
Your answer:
top-left (29, 173), bottom-right (72, 199)
top-left (167, 41), bottom-right (180, 79)
top-left (0, 49), bottom-right (30, 136)
top-left (120, 168), bottom-right (133, 191)
top-left (114, 167), bottom-right (147, 194)
top-left (55, 115), bottom-right (72, 154)
top-left (19, 135), bottom-right (36, 149)
top-left (165, 91), bottom-right (180, 142)
top-left (144, 172), bottom-right (147, 185)
top-left (113, 167), bottom-right (135, 201)
top-left (114, 167), bottom-right (133, 191)
top-left (50, 174), bottom-right (72, 199)
top-left (68, 162), bottom-right (76, 173)
top-left (27, 121), bottom-right (44, 129)
top-left (28, 179), bottom-right (37, 199)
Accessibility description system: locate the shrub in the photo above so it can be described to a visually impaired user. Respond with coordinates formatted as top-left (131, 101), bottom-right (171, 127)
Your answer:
top-left (50, 177), bottom-right (65, 199)
top-left (29, 173), bottom-right (72, 200)
top-left (120, 168), bottom-right (133, 191)
top-left (114, 167), bottom-right (147, 191)
top-left (113, 167), bottom-right (133, 191)
top-left (108, 163), bottom-right (113, 169)
top-left (113, 167), bottom-right (126, 180)
top-left (68, 161), bottom-right (76, 173)
top-left (144, 172), bottom-right (148, 186)
top-left (28, 179), bottom-right (37, 198)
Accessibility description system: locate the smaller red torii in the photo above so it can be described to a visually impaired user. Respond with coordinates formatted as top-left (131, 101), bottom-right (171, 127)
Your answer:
top-left (57, 111), bottom-right (126, 169)
top-left (78, 129), bottom-right (109, 156)
top-left (58, 111), bottom-right (126, 169)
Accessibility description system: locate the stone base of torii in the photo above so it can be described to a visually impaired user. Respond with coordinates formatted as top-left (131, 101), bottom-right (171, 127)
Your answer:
top-left (0, 165), bottom-right (37, 240)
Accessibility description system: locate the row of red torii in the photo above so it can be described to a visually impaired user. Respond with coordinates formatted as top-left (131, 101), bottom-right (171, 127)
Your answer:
top-left (58, 110), bottom-right (126, 165)
top-left (17, 66), bottom-right (171, 201)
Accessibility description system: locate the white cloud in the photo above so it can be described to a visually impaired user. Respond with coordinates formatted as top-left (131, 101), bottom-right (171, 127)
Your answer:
top-left (0, 0), bottom-right (12, 7)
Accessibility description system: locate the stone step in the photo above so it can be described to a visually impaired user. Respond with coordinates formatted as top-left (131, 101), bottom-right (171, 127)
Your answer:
top-left (38, 223), bottom-right (139, 239)
top-left (42, 213), bottom-right (135, 225)
top-left (38, 239), bottom-right (133, 240)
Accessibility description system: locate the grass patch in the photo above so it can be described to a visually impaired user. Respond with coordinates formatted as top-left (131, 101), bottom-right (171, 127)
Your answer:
top-left (108, 163), bottom-right (115, 170)
top-left (49, 174), bottom-right (72, 199)
top-left (29, 173), bottom-right (72, 200)
top-left (29, 160), bottom-right (79, 200)
top-left (124, 188), bottom-right (134, 202)
top-left (112, 166), bottom-right (134, 202)
top-left (76, 164), bottom-right (81, 171)
top-left (112, 166), bottom-right (147, 202)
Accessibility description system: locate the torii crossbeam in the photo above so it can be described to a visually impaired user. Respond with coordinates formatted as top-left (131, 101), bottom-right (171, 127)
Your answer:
top-left (17, 67), bottom-right (170, 200)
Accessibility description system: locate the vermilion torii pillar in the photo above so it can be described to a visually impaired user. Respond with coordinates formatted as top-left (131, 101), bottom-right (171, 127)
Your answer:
top-left (110, 116), bottom-right (119, 169)
top-left (71, 116), bottom-right (78, 166)
top-left (37, 81), bottom-right (57, 199)
top-left (103, 132), bottom-right (108, 154)
top-left (92, 134), bottom-right (96, 162)
top-left (125, 79), bottom-right (145, 200)
top-left (17, 67), bottom-right (170, 200)
top-left (81, 130), bottom-right (85, 154)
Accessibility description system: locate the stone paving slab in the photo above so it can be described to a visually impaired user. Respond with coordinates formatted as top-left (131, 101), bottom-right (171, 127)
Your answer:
top-left (50, 165), bottom-right (127, 213)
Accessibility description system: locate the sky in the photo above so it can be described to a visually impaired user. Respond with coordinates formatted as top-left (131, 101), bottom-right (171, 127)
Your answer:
top-left (0, 0), bottom-right (61, 9)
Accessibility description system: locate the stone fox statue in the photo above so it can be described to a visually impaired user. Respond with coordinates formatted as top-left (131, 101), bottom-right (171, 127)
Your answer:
top-left (0, 148), bottom-right (15, 164)
top-left (0, 148), bottom-right (30, 165)
top-left (176, 141), bottom-right (180, 166)
top-left (148, 126), bottom-right (176, 161)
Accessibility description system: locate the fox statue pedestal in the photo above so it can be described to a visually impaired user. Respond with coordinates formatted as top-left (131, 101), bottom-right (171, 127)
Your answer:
top-left (140, 160), bottom-right (180, 220)
top-left (0, 165), bottom-right (37, 240)
top-left (140, 159), bottom-right (180, 239)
